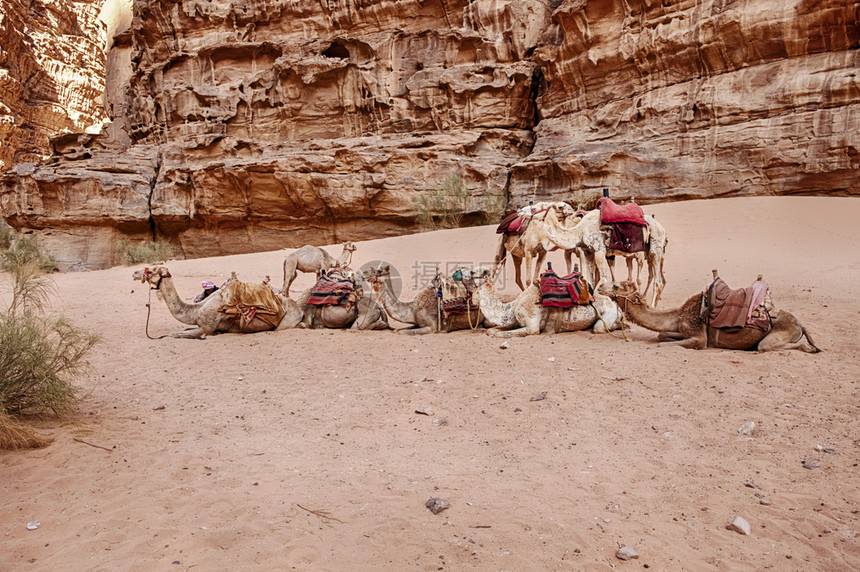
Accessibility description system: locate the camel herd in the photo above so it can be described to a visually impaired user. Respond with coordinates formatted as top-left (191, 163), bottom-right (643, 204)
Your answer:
top-left (133, 202), bottom-right (819, 353)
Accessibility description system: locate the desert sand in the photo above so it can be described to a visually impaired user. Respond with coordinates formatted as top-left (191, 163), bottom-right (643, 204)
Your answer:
top-left (1, 196), bottom-right (859, 571)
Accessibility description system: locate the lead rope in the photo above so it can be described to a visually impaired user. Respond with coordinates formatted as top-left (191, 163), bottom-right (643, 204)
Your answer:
top-left (144, 286), bottom-right (169, 340)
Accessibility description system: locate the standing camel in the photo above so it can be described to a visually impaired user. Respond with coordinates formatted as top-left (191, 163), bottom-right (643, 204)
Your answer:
top-left (602, 214), bottom-right (668, 306)
top-left (133, 265), bottom-right (304, 338)
top-left (366, 265), bottom-right (483, 334)
top-left (282, 242), bottom-right (356, 294)
top-left (538, 208), bottom-right (615, 294)
top-left (600, 281), bottom-right (820, 352)
top-left (464, 268), bottom-right (622, 337)
top-left (495, 202), bottom-right (581, 291)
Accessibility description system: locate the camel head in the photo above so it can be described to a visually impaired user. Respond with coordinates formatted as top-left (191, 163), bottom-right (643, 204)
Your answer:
top-left (133, 265), bottom-right (171, 290)
top-left (599, 281), bottom-right (644, 304)
top-left (343, 242), bottom-right (357, 253)
top-left (366, 264), bottom-right (390, 291)
top-left (463, 266), bottom-right (494, 290)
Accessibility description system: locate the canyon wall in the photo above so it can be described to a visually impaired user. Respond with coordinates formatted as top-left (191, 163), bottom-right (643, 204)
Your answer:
top-left (0, 0), bottom-right (857, 269)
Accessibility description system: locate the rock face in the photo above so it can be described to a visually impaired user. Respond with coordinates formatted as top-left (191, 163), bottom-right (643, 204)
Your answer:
top-left (0, 0), bottom-right (857, 269)
top-left (0, 0), bottom-right (108, 170)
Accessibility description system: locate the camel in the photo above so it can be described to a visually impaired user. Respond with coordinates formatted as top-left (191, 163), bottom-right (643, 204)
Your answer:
top-left (464, 268), bottom-right (623, 338)
top-left (133, 265), bottom-right (303, 338)
top-left (294, 267), bottom-right (389, 330)
top-left (494, 202), bottom-right (581, 291)
top-left (600, 214), bottom-right (668, 307)
top-left (600, 280), bottom-right (820, 352)
top-left (282, 242), bottom-right (356, 294)
top-left (366, 265), bottom-right (483, 334)
top-left (536, 208), bottom-right (615, 294)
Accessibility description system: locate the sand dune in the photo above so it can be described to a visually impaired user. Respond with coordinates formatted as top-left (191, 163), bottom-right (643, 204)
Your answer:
top-left (1, 196), bottom-right (859, 570)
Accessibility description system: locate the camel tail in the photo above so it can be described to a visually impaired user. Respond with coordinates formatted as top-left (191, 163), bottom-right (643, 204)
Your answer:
top-left (801, 326), bottom-right (822, 353)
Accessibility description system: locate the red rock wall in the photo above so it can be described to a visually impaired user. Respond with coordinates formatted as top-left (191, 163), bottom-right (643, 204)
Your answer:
top-left (0, 0), bottom-right (857, 269)
top-left (0, 0), bottom-right (108, 169)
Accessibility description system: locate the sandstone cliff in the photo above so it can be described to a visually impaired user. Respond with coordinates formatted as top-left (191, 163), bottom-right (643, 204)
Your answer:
top-left (0, 0), bottom-right (857, 269)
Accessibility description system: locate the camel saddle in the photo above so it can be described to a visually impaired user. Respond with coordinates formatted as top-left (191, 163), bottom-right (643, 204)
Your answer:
top-left (539, 268), bottom-right (592, 307)
top-left (597, 198), bottom-right (647, 253)
top-left (306, 269), bottom-right (358, 307)
top-left (218, 281), bottom-right (285, 328)
top-left (496, 212), bottom-right (529, 235)
top-left (439, 272), bottom-right (479, 316)
top-left (704, 277), bottom-right (772, 331)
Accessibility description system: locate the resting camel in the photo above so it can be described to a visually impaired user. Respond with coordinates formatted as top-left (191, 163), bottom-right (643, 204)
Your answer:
top-left (133, 265), bottom-right (303, 338)
top-left (494, 202), bottom-right (581, 291)
top-left (282, 242), bottom-right (356, 294)
top-left (464, 268), bottom-right (622, 337)
top-left (600, 281), bottom-right (820, 352)
top-left (292, 267), bottom-right (389, 330)
top-left (366, 265), bottom-right (483, 334)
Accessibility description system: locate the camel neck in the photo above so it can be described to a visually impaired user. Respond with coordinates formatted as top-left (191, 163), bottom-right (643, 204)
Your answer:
top-left (475, 283), bottom-right (515, 326)
top-left (375, 278), bottom-right (417, 324)
top-left (619, 295), bottom-right (690, 333)
top-left (157, 277), bottom-right (202, 326)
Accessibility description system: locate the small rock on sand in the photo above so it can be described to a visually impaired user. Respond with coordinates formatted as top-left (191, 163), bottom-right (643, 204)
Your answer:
top-left (737, 421), bottom-right (755, 435)
top-left (726, 516), bottom-right (751, 535)
top-left (616, 545), bottom-right (639, 560)
top-left (425, 497), bottom-right (450, 515)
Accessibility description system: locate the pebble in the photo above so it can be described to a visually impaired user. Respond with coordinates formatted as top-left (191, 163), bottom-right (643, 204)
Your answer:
top-left (431, 416), bottom-right (448, 426)
top-left (616, 546), bottom-right (639, 560)
top-left (547, 356), bottom-right (556, 362)
top-left (499, 341), bottom-right (511, 349)
top-left (425, 497), bottom-right (450, 515)
top-left (726, 516), bottom-right (751, 535)
top-left (414, 406), bottom-right (433, 416)
top-left (737, 421), bottom-right (756, 435)
top-left (26, 521), bottom-right (39, 531)
top-left (803, 460), bottom-right (820, 470)
top-left (530, 391), bottom-right (547, 402)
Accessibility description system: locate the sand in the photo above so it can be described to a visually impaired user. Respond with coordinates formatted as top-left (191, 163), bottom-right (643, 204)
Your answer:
top-left (1, 196), bottom-right (859, 571)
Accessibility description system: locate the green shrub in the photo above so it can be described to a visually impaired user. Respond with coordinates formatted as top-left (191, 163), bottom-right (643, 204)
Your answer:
top-left (415, 174), bottom-right (472, 230)
top-left (117, 238), bottom-right (176, 265)
top-left (0, 230), bottom-right (99, 449)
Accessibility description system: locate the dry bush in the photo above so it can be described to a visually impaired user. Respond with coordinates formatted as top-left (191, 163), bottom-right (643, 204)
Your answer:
top-left (0, 229), bottom-right (99, 449)
top-left (415, 174), bottom-right (472, 230)
top-left (117, 238), bottom-right (176, 265)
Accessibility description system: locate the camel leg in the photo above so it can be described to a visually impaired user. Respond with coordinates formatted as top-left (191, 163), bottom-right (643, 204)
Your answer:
top-left (171, 327), bottom-right (206, 339)
top-left (757, 323), bottom-right (821, 353)
top-left (657, 332), bottom-right (685, 341)
top-left (607, 255), bottom-right (617, 284)
top-left (658, 336), bottom-right (706, 349)
top-left (531, 251), bottom-right (547, 287)
top-left (563, 250), bottom-right (574, 274)
top-left (488, 324), bottom-right (541, 337)
top-left (591, 251), bottom-right (613, 293)
top-left (513, 255), bottom-right (525, 291)
top-left (395, 326), bottom-right (434, 335)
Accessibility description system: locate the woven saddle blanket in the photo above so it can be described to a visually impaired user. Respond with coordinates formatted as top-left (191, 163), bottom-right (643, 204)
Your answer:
top-left (706, 278), bottom-right (772, 330)
top-left (496, 212), bottom-right (529, 235)
top-left (307, 271), bottom-right (358, 307)
top-left (218, 281), bottom-right (284, 328)
top-left (540, 269), bottom-right (592, 307)
top-left (597, 197), bottom-right (647, 225)
top-left (439, 274), bottom-right (478, 315)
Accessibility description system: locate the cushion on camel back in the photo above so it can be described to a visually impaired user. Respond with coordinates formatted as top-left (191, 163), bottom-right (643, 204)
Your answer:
top-left (706, 277), bottom-right (771, 330)
top-left (306, 272), bottom-right (357, 307)
top-left (218, 281), bottom-right (285, 328)
top-left (496, 212), bottom-right (528, 235)
top-left (597, 197), bottom-right (647, 225)
top-left (439, 276), bottom-right (478, 315)
top-left (540, 269), bottom-right (592, 307)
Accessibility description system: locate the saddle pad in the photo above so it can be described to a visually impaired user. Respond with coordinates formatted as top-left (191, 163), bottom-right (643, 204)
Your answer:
top-left (597, 197), bottom-right (646, 225)
top-left (439, 276), bottom-right (478, 315)
top-left (218, 281), bottom-right (285, 327)
top-left (307, 274), bottom-right (356, 306)
top-left (707, 277), bottom-right (771, 329)
top-left (496, 212), bottom-right (520, 234)
top-left (607, 222), bottom-right (646, 253)
top-left (540, 269), bottom-right (592, 307)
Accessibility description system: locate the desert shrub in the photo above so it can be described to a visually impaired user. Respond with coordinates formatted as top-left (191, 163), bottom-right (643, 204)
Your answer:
top-left (480, 190), bottom-right (508, 225)
top-left (0, 219), bottom-right (13, 249)
top-left (415, 174), bottom-right (471, 230)
top-left (0, 234), bottom-right (99, 449)
top-left (117, 238), bottom-right (176, 265)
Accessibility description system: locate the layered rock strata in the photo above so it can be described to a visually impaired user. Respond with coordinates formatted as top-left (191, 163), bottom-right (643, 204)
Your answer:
top-left (0, 0), bottom-right (857, 270)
